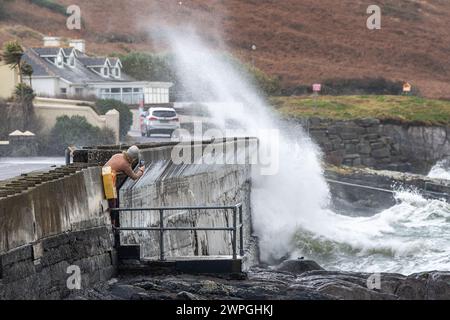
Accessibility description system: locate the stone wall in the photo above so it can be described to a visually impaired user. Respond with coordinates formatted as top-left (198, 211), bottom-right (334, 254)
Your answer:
top-left (381, 124), bottom-right (450, 172)
top-left (0, 165), bottom-right (116, 300)
top-left (302, 117), bottom-right (450, 173)
top-left (325, 165), bottom-right (450, 215)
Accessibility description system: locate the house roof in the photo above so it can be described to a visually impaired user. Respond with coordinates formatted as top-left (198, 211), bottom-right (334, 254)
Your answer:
top-left (22, 48), bottom-right (135, 84)
top-left (62, 47), bottom-right (75, 57)
top-left (77, 57), bottom-right (109, 67)
top-left (33, 47), bottom-right (61, 57)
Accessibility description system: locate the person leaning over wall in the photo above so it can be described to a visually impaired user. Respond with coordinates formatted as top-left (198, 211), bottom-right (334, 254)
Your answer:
top-left (102, 145), bottom-right (145, 226)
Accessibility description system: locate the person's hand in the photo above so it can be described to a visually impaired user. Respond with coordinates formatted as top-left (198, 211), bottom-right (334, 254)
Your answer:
top-left (139, 166), bottom-right (145, 173)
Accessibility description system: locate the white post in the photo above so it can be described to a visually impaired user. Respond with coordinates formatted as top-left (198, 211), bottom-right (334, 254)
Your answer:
top-left (105, 109), bottom-right (120, 144)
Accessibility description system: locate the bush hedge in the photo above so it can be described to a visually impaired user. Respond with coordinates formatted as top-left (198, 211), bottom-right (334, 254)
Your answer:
top-left (30, 0), bottom-right (66, 15)
top-left (41, 115), bottom-right (115, 155)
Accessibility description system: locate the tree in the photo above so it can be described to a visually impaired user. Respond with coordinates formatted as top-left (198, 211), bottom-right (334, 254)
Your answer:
top-left (0, 0), bottom-right (14, 20)
top-left (21, 62), bottom-right (33, 88)
top-left (14, 83), bottom-right (36, 131)
top-left (2, 41), bottom-right (24, 83)
top-left (43, 115), bottom-right (115, 155)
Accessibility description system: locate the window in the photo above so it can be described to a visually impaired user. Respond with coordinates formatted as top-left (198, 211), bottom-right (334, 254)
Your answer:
top-left (56, 55), bottom-right (63, 67)
top-left (152, 110), bottom-right (176, 118)
top-left (111, 88), bottom-right (120, 93)
top-left (69, 56), bottom-right (75, 67)
top-left (115, 68), bottom-right (120, 77)
top-left (75, 88), bottom-right (83, 95)
top-left (60, 88), bottom-right (67, 95)
top-left (103, 68), bottom-right (108, 76)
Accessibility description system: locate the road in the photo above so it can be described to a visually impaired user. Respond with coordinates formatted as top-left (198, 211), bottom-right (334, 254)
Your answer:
top-left (0, 157), bottom-right (65, 181)
top-left (127, 129), bottom-right (174, 144)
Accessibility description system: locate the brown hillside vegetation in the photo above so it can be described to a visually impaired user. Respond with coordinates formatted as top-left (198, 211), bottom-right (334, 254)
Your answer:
top-left (2, 0), bottom-right (450, 98)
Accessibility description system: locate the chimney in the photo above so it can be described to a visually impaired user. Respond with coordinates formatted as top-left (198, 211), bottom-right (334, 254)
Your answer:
top-left (69, 39), bottom-right (86, 53)
top-left (43, 36), bottom-right (61, 47)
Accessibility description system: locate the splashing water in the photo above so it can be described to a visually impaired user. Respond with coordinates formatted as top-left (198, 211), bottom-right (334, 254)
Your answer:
top-left (150, 26), bottom-right (450, 275)
top-left (158, 28), bottom-right (330, 262)
top-left (292, 190), bottom-right (450, 274)
top-left (428, 160), bottom-right (450, 180)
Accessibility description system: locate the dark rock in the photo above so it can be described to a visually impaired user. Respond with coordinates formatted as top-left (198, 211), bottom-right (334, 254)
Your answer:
top-left (177, 291), bottom-right (204, 300)
top-left (109, 284), bottom-right (148, 300)
top-left (345, 144), bottom-right (357, 154)
top-left (341, 132), bottom-right (358, 140)
top-left (413, 272), bottom-right (450, 300)
top-left (357, 143), bottom-right (371, 155)
top-left (365, 133), bottom-right (380, 141)
top-left (371, 148), bottom-right (390, 159)
top-left (275, 260), bottom-right (324, 275)
top-left (355, 118), bottom-right (380, 127)
top-left (370, 142), bottom-right (385, 150)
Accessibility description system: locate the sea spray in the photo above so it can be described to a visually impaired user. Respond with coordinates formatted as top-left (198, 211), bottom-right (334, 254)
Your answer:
top-left (156, 27), bottom-right (331, 262)
top-left (428, 160), bottom-right (450, 180)
top-left (147, 24), bottom-right (450, 275)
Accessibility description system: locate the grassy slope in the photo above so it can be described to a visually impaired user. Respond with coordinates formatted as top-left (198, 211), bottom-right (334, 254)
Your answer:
top-left (271, 95), bottom-right (450, 126)
top-left (4, 0), bottom-right (450, 98)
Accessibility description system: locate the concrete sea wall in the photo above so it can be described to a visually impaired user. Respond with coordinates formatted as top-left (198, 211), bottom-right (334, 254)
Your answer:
top-left (0, 165), bottom-right (116, 300)
top-left (118, 139), bottom-right (258, 269)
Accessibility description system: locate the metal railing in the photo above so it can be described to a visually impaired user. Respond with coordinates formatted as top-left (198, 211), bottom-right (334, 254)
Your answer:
top-left (111, 204), bottom-right (244, 261)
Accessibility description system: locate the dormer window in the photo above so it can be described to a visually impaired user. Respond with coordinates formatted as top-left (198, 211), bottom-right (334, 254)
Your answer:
top-left (69, 56), bottom-right (75, 67)
top-left (56, 54), bottom-right (63, 68)
top-left (103, 67), bottom-right (108, 77)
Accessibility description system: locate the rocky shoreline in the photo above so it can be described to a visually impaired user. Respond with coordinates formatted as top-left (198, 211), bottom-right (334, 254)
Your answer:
top-left (68, 260), bottom-right (450, 300)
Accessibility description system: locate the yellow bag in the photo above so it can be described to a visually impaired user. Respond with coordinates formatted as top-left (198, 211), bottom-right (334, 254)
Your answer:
top-left (102, 166), bottom-right (117, 200)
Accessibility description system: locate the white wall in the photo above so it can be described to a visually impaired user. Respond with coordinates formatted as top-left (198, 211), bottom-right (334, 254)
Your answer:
top-left (30, 78), bottom-right (59, 96)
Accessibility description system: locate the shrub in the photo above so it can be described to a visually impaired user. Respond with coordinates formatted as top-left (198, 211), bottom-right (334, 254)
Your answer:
top-left (0, 99), bottom-right (10, 139)
top-left (119, 52), bottom-right (175, 82)
top-left (30, 0), bottom-right (66, 15)
top-left (246, 65), bottom-right (281, 96)
top-left (15, 83), bottom-right (35, 102)
top-left (41, 115), bottom-right (115, 155)
top-left (0, 0), bottom-right (13, 20)
top-left (119, 51), bottom-right (281, 99)
top-left (282, 77), bottom-right (413, 96)
top-left (321, 77), bottom-right (405, 96)
top-left (95, 99), bottom-right (133, 139)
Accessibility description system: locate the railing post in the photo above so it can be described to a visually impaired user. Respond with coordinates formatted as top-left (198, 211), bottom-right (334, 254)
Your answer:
top-left (232, 207), bottom-right (237, 260)
top-left (239, 205), bottom-right (244, 257)
top-left (159, 209), bottom-right (165, 261)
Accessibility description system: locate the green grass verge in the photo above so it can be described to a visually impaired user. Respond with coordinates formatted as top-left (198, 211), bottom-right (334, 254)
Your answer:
top-left (270, 95), bottom-right (450, 126)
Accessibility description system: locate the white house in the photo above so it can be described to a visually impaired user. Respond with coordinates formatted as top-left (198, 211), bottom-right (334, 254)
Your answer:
top-left (22, 37), bottom-right (172, 105)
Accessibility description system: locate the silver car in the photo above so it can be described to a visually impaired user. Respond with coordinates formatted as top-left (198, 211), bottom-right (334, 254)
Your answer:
top-left (143, 107), bottom-right (180, 137)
